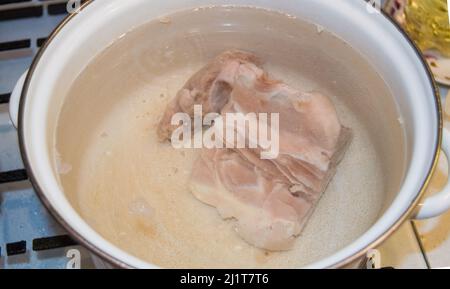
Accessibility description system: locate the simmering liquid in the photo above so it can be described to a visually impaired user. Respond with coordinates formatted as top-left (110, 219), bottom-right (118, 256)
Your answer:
top-left (56, 6), bottom-right (405, 268)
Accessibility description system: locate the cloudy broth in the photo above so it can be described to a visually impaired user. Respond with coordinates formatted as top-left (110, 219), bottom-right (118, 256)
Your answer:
top-left (55, 6), bottom-right (405, 268)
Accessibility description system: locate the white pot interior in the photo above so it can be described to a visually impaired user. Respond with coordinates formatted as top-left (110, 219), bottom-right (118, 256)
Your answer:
top-left (21, 0), bottom-right (439, 268)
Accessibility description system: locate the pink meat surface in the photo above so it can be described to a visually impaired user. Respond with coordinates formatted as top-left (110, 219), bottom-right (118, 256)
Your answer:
top-left (158, 50), bottom-right (352, 250)
top-left (157, 50), bottom-right (261, 141)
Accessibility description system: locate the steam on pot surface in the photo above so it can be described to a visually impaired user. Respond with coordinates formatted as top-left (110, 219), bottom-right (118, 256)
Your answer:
top-left (55, 6), bottom-right (405, 268)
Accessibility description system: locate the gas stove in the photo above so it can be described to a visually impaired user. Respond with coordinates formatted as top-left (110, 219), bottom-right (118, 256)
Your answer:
top-left (0, 0), bottom-right (94, 269)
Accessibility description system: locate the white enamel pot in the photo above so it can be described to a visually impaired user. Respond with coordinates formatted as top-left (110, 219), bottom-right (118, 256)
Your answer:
top-left (8, 0), bottom-right (450, 268)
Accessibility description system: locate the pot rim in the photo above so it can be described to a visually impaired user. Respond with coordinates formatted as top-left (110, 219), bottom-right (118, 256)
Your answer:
top-left (17, 0), bottom-right (442, 269)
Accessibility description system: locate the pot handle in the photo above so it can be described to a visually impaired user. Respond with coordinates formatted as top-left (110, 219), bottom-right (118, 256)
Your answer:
top-left (9, 70), bottom-right (28, 129)
top-left (414, 128), bottom-right (450, 219)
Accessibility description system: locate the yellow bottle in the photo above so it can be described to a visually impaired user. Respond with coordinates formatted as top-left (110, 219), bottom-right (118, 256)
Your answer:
top-left (403, 0), bottom-right (450, 56)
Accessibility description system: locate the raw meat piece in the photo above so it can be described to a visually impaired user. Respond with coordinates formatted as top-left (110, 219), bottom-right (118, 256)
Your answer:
top-left (220, 74), bottom-right (352, 193)
top-left (157, 50), bottom-right (261, 141)
top-left (158, 50), bottom-right (352, 250)
top-left (190, 148), bottom-right (315, 251)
